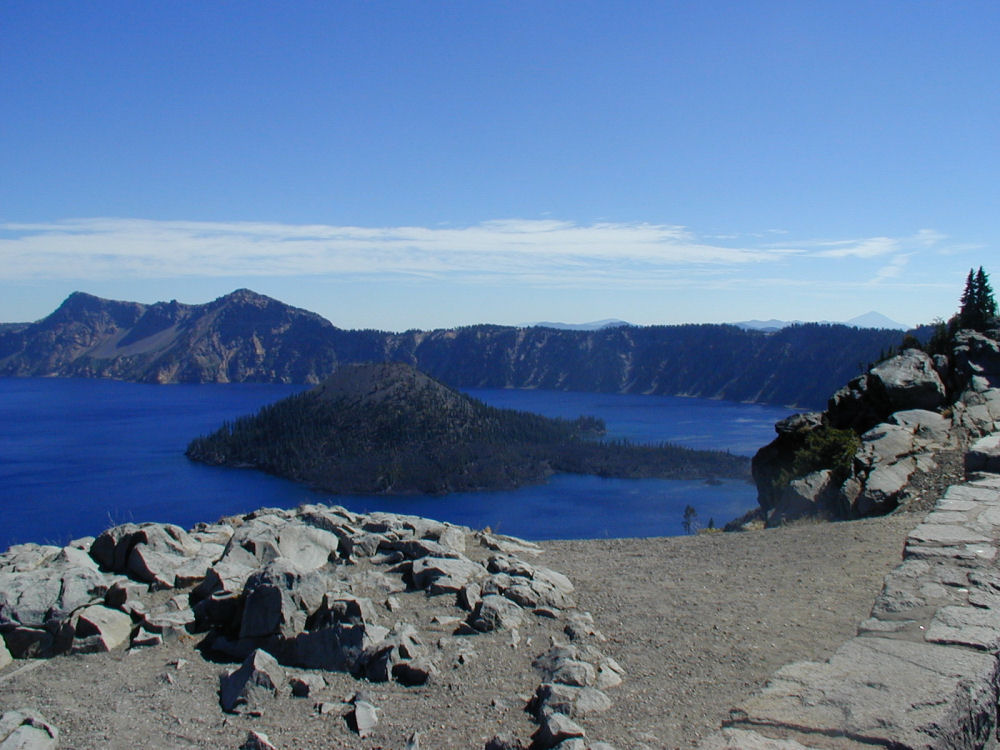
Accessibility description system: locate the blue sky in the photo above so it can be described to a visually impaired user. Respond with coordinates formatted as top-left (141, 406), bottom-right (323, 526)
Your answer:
top-left (2, 1), bottom-right (997, 331)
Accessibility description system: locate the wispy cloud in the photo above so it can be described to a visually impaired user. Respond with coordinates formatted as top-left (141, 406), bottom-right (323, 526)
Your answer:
top-left (0, 217), bottom-right (947, 291)
top-left (870, 252), bottom-right (913, 284)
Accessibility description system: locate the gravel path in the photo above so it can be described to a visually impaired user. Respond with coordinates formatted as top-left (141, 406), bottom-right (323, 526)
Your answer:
top-left (0, 514), bottom-right (917, 750)
top-left (542, 514), bottom-right (919, 748)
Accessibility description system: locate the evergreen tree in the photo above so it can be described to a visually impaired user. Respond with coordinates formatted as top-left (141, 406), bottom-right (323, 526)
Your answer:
top-left (976, 266), bottom-right (998, 324)
top-left (959, 269), bottom-right (977, 328)
top-left (959, 266), bottom-right (997, 332)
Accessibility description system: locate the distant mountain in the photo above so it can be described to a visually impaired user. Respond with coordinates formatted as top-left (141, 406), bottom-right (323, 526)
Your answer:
top-left (187, 362), bottom-right (748, 493)
top-left (844, 311), bottom-right (909, 331)
top-left (736, 312), bottom-right (910, 332)
top-left (524, 319), bottom-right (631, 331)
top-left (0, 289), bottom-right (921, 408)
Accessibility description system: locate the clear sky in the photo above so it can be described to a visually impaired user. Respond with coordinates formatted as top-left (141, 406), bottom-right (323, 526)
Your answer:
top-left (2, 1), bottom-right (997, 331)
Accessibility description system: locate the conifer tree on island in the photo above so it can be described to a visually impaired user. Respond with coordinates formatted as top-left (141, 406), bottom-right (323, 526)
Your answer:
top-left (959, 266), bottom-right (998, 332)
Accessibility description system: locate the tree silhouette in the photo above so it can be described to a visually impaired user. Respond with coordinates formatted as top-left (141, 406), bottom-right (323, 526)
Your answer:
top-left (682, 504), bottom-right (699, 534)
top-left (959, 266), bottom-right (998, 332)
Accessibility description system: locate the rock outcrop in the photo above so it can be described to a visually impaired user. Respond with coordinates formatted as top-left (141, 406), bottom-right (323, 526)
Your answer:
top-left (749, 329), bottom-right (1000, 527)
top-left (0, 504), bottom-right (623, 749)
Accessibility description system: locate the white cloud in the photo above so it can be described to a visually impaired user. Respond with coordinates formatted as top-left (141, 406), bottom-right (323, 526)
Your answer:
top-left (0, 217), bottom-right (786, 284)
top-left (0, 218), bottom-right (949, 294)
top-left (870, 253), bottom-right (913, 284)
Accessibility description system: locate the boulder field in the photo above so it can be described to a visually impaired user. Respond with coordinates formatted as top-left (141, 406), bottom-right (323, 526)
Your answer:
top-left (0, 504), bottom-right (623, 749)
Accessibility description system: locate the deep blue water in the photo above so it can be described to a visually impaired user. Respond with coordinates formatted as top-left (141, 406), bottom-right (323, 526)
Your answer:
top-left (0, 378), bottom-right (792, 547)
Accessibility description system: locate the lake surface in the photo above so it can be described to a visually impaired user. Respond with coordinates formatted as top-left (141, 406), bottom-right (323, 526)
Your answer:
top-left (0, 378), bottom-right (793, 547)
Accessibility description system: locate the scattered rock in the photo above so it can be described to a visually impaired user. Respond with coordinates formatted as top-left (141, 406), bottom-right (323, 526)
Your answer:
top-left (239, 730), bottom-right (278, 750)
top-left (289, 673), bottom-right (326, 697)
top-left (219, 648), bottom-right (287, 715)
top-left (346, 692), bottom-right (379, 738)
top-left (531, 711), bottom-right (585, 749)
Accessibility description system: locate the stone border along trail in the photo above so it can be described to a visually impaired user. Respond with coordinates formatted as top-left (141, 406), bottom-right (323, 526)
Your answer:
top-left (700, 434), bottom-right (1000, 750)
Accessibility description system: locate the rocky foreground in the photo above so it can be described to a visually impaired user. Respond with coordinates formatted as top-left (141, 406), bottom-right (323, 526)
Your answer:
top-left (5, 387), bottom-right (1000, 747)
top-left (0, 503), bottom-right (917, 750)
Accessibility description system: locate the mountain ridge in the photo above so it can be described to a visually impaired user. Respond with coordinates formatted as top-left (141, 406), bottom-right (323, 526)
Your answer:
top-left (0, 289), bottom-right (921, 408)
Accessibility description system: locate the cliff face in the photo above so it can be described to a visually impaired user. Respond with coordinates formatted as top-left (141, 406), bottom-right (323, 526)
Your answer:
top-left (0, 289), bottom-right (912, 408)
top-left (0, 289), bottom-right (347, 384)
top-left (748, 329), bottom-right (1000, 527)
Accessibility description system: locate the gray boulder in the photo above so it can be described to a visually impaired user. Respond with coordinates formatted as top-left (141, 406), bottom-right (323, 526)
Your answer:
top-left (531, 712), bottom-right (585, 749)
top-left (411, 556), bottom-right (484, 594)
top-left (91, 522), bottom-right (203, 588)
top-left (219, 648), bottom-right (287, 714)
top-left (104, 579), bottom-right (149, 618)
top-left (469, 595), bottom-right (524, 632)
top-left (140, 605), bottom-right (196, 642)
top-left (485, 733), bottom-right (527, 750)
top-left (276, 523), bottom-right (339, 571)
top-left (966, 433), bottom-right (1000, 474)
top-left (767, 470), bottom-right (837, 525)
top-left (954, 330), bottom-right (1000, 387)
top-left (224, 518), bottom-right (285, 566)
top-left (0, 637), bottom-right (11, 670)
top-left (289, 673), bottom-right (326, 697)
top-left (869, 349), bottom-right (946, 412)
top-left (0, 544), bottom-right (62, 574)
top-left (0, 553), bottom-right (115, 656)
top-left (726, 636), bottom-right (998, 749)
top-left (67, 604), bottom-right (133, 653)
top-left (531, 682), bottom-right (612, 719)
top-left (346, 692), bottom-right (379, 738)
top-left (0, 708), bottom-right (58, 750)
top-left (290, 620), bottom-right (389, 672)
top-left (239, 559), bottom-right (327, 640)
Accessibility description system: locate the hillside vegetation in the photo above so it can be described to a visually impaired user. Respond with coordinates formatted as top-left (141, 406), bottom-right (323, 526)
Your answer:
top-left (186, 362), bottom-right (748, 494)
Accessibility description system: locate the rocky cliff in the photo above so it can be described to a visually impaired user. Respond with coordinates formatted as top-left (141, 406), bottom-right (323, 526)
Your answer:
top-left (0, 289), bottom-right (915, 407)
top-left (748, 328), bottom-right (1000, 527)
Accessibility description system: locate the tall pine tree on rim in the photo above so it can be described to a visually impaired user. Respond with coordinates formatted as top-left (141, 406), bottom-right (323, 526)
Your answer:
top-left (959, 266), bottom-right (998, 332)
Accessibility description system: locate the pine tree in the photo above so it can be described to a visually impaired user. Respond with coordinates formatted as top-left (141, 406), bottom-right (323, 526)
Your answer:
top-left (976, 266), bottom-right (997, 325)
top-left (959, 266), bottom-right (997, 332)
top-left (959, 269), bottom-right (977, 328)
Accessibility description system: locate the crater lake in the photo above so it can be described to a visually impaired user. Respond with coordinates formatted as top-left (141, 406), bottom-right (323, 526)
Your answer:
top-left (0, 378), bottom-right (794, 548)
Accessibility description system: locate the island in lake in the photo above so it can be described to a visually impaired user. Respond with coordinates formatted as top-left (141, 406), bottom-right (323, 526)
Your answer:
top-left (186, 362), bottom-right (749, 494)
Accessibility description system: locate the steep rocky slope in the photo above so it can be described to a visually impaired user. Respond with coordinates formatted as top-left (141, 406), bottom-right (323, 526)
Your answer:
top-left (0, 289), bottom-right (914, 407)
top-left (749, 328), bottom-right (1000, 527)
